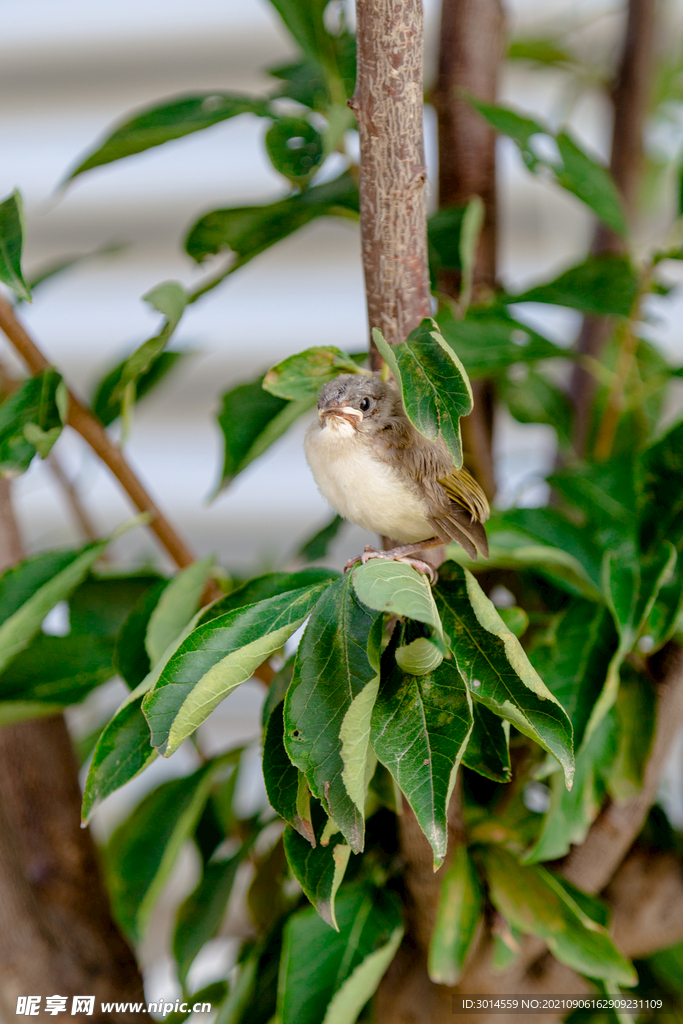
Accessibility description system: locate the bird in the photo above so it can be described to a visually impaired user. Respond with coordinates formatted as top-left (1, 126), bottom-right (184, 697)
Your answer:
top-left (304, 374), bottom-right (489, 580)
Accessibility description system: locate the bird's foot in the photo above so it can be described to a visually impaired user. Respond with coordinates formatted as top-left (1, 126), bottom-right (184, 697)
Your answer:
top-left (344, 544), bottom-right (439, 585)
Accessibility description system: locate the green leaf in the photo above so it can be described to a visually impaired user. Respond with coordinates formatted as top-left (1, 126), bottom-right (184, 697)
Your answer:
top-left (269, 57), bottom-right (330, 109)
top-left (0, 369), bottom-right (66, 476)
top-left (370, 629), bottom-right (472, 867)
top-left (0, 542), bottom-right (106, 676)
top-left (436, 307), bottom-right (564, 380)
top-left (145, 557), bottom-right (214, 665)
top-left (277, 886), bottom-right (403, 1024)
top-left (641, 417), bottom-right (683, 554)
top-left (555, 132), bottom-right (627, 236)
top-left (284, 573), bottom-right (383, 853)
top-left (372, 320), bottom-right (472, 467)
top-left (524, 712), bottom-right (618, 864)
top-left (434, 562), bottom-right (575, 786)
top-left (174, 852), bottom-right (242, 985)
top-left (92, 350), bottom-right (185, 427)
top-left (107, 762), bottom-right (216, 940)
top-left (20, 242), bottom-right (127, 303)
top-left (205, 569), bottom-right (339, 623)
top-left (263, 347), bottom-right (364, 401)
top-left (511, 255), bottom-right (639, 318)
top-left (298, 514), bottom-right (346, 562)
top-left (265, 117), bottom-right (324, 184)
top-left (81, 694), bottom-right (156, 823)
top-left (0, 190), bottom-right (31, 302)
top-left (185, 171), bottom-right (359, 266)
top-left (284, 813), bottom-right (351, 929)
top-left (529, 599), bottom-right (618, 751)
top-left (428, 205), bottom-right (466, 284)
top-left (0, 631), bottom-right (114, 708)
top-left (114, 282), bottom-right (187, 400)
top-left (144, 579), bottom-right (334, 756)
top-left (428, 846), bottom-right (483, 985)
top-left (470, 99), bottom-right (626, 235)
top-left (461, 703), bottom-right (511, 783)
top-left (82, 605), bottom-right (210, 821)
top-left (263, 700), bottom-right (315, 844)
top-left (395, 637), bottom-right (444, 675)
top-left (499, 507), bottom-right (604, 595)
top-left (352, 560), bottom-right (445, 645)
top-left (458, 197), bottom-right (485, 313)
top-left (508, 38), bottom-right (576, 66)
top-left (480, 845), bottom-right (636, 985)
top-left (66, 93), bottom-right (270, 179)
top-left (216, 376), bottom-right (315, 490)
top-left (501, 369), bottom-right (573, 446)
top-left (608, 667), bottom-right (656, 802)
top-left (115, 578), bottom-right (168, 688)
top-left (646, 941), bottom-right (683, 998)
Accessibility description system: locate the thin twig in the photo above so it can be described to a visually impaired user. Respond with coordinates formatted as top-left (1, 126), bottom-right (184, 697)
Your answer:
top-left (0, 292), bottom-right (196, 571)
top-left (47, 452), bottom-right (99, 543)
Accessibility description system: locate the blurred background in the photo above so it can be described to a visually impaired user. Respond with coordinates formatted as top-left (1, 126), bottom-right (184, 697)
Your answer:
top-left (3, 0), bottom-right (683, 1010)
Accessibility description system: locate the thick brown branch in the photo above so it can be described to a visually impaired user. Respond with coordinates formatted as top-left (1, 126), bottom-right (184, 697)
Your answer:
top-left (353, 0), bottom-right (432, 366)
top-left (570, 0), bottom-right (658, 454)
top-left (608, 847), bottom-right (683, 959)
top-left (432, 0), bottom-right (504, 500)
top-left (0, 292), bottom-right (195, 570)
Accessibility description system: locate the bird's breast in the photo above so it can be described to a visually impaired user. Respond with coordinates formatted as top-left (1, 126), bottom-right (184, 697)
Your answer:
top-left (304, 421), bottom-right (433, 543)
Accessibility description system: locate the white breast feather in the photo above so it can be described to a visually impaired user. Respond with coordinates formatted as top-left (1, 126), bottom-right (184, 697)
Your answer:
top-left (304, 419), bottom-right (433, 543)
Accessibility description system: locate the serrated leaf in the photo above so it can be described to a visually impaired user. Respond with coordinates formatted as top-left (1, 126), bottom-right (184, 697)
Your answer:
top-left (263, 700), bottom-right (315, 844)
top-left (511, 255), bottom-right (638, 318)
top-left (174, 852), bottom-right (242, 985)
top-left (204, 569), bottom-right (339, 624)
top-left (0, 369), bottom-right (65, 476)
top-left (434, 562), bottom-right (574, 785)
top-left (461, 703), bottom-right (511, 783)
top-left (284, 812), bottom-right (351, 929)
top-left (370, 631), bottom-right (472, 867)
top-left (92, 350), bottom-right (185, 427)
top-left (372, 319), bottom-right (472, 466)
top-left (277, 886), bottom-right (403, 1024)
top-left (0, 542), bottom-right (106, 676)
top-left (284, 573), bottom-right (383, 853)
top-left (145, 557), bottom-right (214, 665)
top-left (216, 376), bottom-right (315, 490)
top-left (0, 190), bottom-right (31, 302)
top-left (480, 845), bottom-right (636, 985)
top-left (266, 117), bottom-right (324, 184)
top-left (428, 845), bottom-right (483, 985)
top-left (185, 171), bottom-right (359, 266)
top-left (66, 93), bottom-right (270, 179)
top-left (352, 560), bottom-right (444, 644)
top-left (144, 579), bottom-right (334, 756)
top-left (263, 347), bottom-right (364, 401)
top-left (107, 762), bottom-right (216, 940)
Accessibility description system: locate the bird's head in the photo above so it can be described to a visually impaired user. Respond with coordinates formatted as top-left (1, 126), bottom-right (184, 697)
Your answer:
top-left (317, 374), bottom-right (403, 434)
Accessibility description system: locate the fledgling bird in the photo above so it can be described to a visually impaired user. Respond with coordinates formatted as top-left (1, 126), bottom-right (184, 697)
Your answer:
top-left (304, 374), bottom-right (489, 573)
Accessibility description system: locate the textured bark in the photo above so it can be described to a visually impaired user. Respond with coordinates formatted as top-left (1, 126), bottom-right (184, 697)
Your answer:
top-left (352, 0), bottom-right (432, 366)
top-left (432, 0), bottom-right (504, 499)
top-left (570, 0), bottom-right (658, 455)
top-left (0, 482), bottom-right (149, 1022)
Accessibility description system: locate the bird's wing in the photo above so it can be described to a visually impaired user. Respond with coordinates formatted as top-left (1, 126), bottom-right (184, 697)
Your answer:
top-left (427, 510), bottom-right (489, 560)
top-left (438, 466), bottom-right (490, 523)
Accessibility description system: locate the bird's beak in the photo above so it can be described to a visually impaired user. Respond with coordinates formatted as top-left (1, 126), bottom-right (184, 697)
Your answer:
top-left (319, 405), bottom-right (363, 424)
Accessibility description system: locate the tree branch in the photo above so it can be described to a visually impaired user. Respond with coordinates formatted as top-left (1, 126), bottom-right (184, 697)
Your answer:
top-left (432, 0), bottom-right (504, 499)
top-left (352, 0), bottom-right (432, 368)
top-left (570, 0), bottom-right (658, 455)
top-left (0, 293), bottom-right (195, 571)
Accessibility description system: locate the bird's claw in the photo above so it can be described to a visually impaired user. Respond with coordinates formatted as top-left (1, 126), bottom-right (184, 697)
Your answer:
top-left (343, 547), bottom-right (438, 585)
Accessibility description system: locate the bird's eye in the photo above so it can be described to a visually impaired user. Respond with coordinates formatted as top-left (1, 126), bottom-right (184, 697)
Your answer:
top-left (359, 397), bottom-right (370, 412)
